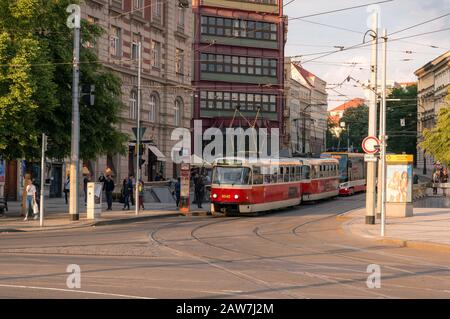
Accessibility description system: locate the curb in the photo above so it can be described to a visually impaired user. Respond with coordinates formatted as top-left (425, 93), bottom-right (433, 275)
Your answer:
top-left (0, 212), bottom-right (182, 233)
top-left (337, 208), bottom-right (450, 254)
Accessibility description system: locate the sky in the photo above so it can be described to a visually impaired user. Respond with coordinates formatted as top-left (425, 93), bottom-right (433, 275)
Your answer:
top-left (284, 0), bottom-right (450, 110)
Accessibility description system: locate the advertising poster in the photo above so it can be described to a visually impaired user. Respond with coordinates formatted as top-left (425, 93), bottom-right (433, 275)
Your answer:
top-left (386, 164), bottom-right (412, 203)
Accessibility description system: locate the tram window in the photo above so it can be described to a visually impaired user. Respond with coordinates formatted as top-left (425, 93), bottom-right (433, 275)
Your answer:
top-left (253, 166), bottom-right (263, 185)
top-left (293, 166), bottom-right (299, 181)
top-left (264, 174), bottom-right (271, 184)
top-left (302, 165), bottom-right (310, 179)
top-left (271, 167), bottom-right (278, 184)
top-left (284, 167), bottom-right (290, 182)
top-left (296, 166), bottom-right (301, 181)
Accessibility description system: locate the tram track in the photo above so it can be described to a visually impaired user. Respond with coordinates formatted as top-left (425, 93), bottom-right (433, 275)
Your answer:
top-left (149, 201), bottom-right (394, 298)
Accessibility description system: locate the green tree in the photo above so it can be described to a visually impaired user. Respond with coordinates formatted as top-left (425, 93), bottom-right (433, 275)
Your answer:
top-left (420, 87), bottom-right (450, 165)
top-left (385, 85), bottom-right (417, 158)
top-left (0, 0), bottom-right (127, 162)
top-left (338, 104), bottom-right (369, 152)
top-left (0, 0), bottom-right (58, 160)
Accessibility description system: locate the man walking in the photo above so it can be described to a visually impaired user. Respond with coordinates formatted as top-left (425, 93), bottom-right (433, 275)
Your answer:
top-left (104, 175), bottom-right (115, 211)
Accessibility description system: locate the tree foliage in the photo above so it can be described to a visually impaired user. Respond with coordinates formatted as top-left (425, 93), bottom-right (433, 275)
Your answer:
top-left (0, 0), bottom-right (127, 161)
top-left (337, 104), bottom-right (369, 153)
top-left (420, 87), bottom-right (450, 165)
top-left (385, 85), bottom-right (417, 157)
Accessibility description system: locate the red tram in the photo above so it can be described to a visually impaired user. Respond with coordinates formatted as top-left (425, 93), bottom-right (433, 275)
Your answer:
top-left (320, 152), bottom-right (366, 195)
top-left (210, 157), bottom-right (340, 215)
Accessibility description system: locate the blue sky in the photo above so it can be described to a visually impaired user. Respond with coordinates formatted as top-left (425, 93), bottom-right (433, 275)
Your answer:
top-left (284, 0), bottom-right (450, 109)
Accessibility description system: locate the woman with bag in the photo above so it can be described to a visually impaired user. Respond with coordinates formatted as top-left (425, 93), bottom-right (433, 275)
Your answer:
top-left (24, 180), bottom-right (38, 221)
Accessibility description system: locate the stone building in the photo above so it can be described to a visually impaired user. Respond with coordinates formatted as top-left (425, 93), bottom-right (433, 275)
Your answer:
top-left (79, 0), bottom-right (193, 183)
top-left (414, 50), bottom-right (449, 176)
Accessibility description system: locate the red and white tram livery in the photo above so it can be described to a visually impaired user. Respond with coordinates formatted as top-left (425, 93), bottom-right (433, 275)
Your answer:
top-left (210, 158), bottom-right (303, 215)
top-left (300, 158), bottom-right (340, 201)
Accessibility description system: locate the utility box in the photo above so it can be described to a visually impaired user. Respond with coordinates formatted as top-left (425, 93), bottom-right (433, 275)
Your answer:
top-left (386, 154), bottom-right (414, 218)
top-left (87, 182), bottom-right (102, 219)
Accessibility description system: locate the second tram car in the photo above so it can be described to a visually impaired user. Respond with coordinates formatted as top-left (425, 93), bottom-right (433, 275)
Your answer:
top-left (300, 158), bottom-right (340, 201)
top-left (321, 152), bottom-right (366, 195)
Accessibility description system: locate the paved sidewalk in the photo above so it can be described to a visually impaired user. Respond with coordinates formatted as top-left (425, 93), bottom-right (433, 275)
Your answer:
top-left (341, 206), bottom-right (450, 252)
top-left (0, 197), bottom-right (210, 232)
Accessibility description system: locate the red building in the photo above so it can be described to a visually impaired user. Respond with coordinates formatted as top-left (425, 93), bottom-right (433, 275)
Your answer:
top-left (192, 0), bottom-right (286, 146)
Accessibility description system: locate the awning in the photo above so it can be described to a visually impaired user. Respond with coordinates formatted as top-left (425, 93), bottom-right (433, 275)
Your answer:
top-left (148, 145), bottom-right (166, 162)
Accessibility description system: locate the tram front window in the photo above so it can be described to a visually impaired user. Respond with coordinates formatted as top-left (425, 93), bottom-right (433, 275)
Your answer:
top-left (212, 167), bottom-right (251, 185)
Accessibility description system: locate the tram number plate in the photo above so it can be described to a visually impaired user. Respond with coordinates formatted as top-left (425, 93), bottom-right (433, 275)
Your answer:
top-left (222, 194), bottom-right (231, 199)
top-left (288, 187), bottom-right (298, 198)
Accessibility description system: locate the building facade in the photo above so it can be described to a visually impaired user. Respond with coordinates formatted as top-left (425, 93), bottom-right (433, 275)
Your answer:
top-left (287, 63), bottom-right (327, 157)
top-left (79, 0), bottom-right (193, 183)
top-left (192, 0), bottom-right (286, 154)
top-left (284, 59), bottom-right (313, 156)
top-left (414, 51), bottom-right (450, 175)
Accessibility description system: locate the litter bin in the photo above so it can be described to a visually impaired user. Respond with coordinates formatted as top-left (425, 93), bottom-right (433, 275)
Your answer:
top-left (87, 182), bottom-right (102, 219)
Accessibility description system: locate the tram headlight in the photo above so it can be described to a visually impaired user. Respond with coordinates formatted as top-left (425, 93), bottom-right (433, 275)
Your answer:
top-left (234, 194), bottom-right (239, 200)
top-left (212, 193), bottom-right (218, 199)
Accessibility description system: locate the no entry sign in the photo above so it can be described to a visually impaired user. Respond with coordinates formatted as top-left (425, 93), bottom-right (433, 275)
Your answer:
top-left (362, 136), bottom-right (380, 154)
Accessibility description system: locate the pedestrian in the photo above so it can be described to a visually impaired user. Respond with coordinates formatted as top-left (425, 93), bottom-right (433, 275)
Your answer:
top-left (121, 178), bottom-right (130, 210)
top-left (432, 170), bottom-right (440, 195)
top-left (83, 175), bottom-right (90, 205)
top-left (192, 172), bottom-right (198, 205)
top-left (138, 179), bottom-right (145, 210)
top-left (104, 175), bottom-right (115, 210)
top-left (63, 175), bottom-right (70, 204)
top-left (24, 179), bottom-right (38, 221)
top-left (194, 173), bottom-right (205, 209)
top-left (128, 175), bottom-right (135, 206)
top-left (442, 168), bottom-right (448, 183)
top-left (174, 177), bottom-right (181, 207)
top-left (413, 174), bottom-right (419, 185)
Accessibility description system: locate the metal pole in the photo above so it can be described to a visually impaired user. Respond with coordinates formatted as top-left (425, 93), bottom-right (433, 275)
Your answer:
top-left (69, 26), bottom-right (80, 221)
top-left (381, 29), bottom-right (388, 237)
top-left (365, 12), bottom-right (378, 225)
top-left (40, 133), bottom-right (45, 227)
top-left (347, 124), bottom-right (350, 152)
top-left (135, 42), bottom-right (142, 216)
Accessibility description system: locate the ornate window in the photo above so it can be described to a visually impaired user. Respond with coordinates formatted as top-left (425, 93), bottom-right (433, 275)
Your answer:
top-left (149, 93), bottom-right (159, 122)
top-left (174, 97), bottom-right (183, 126)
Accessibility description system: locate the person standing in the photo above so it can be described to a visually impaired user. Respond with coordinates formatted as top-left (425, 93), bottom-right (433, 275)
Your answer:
top-left (63, 175), bottom-right (70, 204)
top-left (83, 175), bottom-right (90, 205)
top-left (121, 179), bottom-right (130, 210)
top-left (128, 175), bottom-right (135, 206)
top-left (432, 170), bottom-right (440, 195)
top-left (441, 167), bottom-right (448, 183)
top-left (138, 179), bottom-right (145, 210)
top-left (24, 180), bottom-right (38, 221)
top-left (194, 174), bottom-right (205, 209)
top-left (104, 175), bottom-right (115, 211)
top-left (174, 177), bottom-right (181, 208)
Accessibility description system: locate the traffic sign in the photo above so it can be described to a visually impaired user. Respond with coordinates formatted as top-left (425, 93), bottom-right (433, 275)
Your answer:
top-left (362, 136), bottom-right (380, 154)
top-left (364, 154), bottom-right (378, 162)
top-left (132, 127), bottom-right (146, 140)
